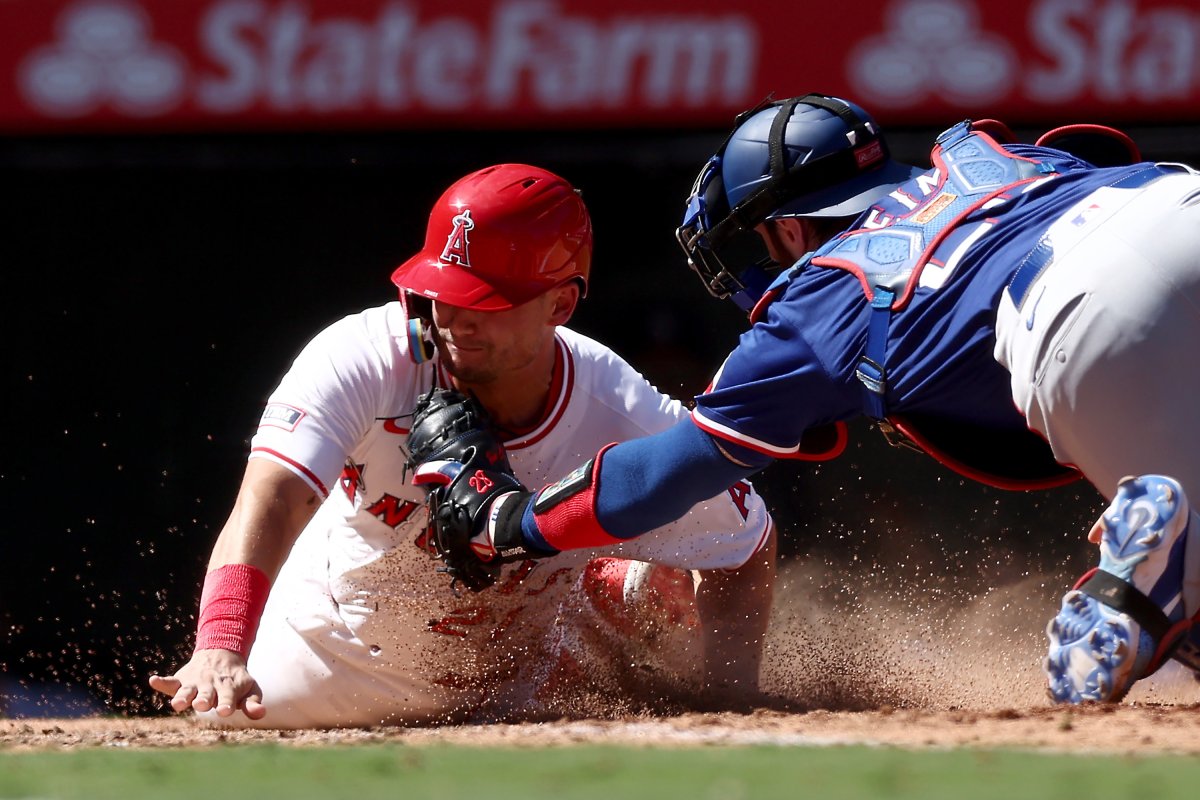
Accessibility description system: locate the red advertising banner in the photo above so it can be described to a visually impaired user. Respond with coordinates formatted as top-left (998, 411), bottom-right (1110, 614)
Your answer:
top-left (1, 0), bottom-right (1197, 133)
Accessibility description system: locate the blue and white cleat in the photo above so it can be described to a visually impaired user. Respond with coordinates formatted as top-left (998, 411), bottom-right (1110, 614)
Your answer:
top-left (1045, 474), bottom-right (1195, 703)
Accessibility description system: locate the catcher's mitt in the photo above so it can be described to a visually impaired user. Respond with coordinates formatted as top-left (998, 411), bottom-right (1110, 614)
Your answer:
top-left (406, 388), bottom-right (536, 591)
top-left (406, 387), bottom-right (510, 472)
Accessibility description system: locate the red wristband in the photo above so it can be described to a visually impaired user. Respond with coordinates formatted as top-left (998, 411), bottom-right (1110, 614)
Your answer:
top-left (194, 563), bottom-right (271, 658)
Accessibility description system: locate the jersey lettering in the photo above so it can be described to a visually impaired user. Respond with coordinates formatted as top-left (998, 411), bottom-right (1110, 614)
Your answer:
top-left (726, 480), bottom-right (753, 521)
top-left (440, 209), bottom-right (475, 266)
top-left (489, 605), bottom-right (525, 642)
top-left (365, 494), bottom-right (421, 529)
top-left (890, 187), bottom-right (920, 210)
top-left (523, 566), bottom-right (574, 597)
top-left (340, 462), bottom-right (365, 501)
top-left (381, 417), bottom-right (408, 435)
top-left (862, 208), bottom-right (894, 229)
top-left (915, 169), bottom-right (941, 197)
top-left (413, 525), bottom-right (436, 554)
top-left (495, 560), bottom-right (539, 595)
top-left (429, 563), bottom-right (575, 640)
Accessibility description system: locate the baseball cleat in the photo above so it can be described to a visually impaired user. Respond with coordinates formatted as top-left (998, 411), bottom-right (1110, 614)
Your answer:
top-left (1045, 474), bottom-right (1194, 703)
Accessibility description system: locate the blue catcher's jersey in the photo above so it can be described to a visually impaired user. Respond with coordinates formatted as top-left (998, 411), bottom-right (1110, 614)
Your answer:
top-left (692, 143), bottom-right (1160, 462)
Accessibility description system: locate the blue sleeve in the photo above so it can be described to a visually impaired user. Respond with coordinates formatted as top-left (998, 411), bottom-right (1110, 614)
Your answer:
top-left (519, 418), bottom-right (771, 554)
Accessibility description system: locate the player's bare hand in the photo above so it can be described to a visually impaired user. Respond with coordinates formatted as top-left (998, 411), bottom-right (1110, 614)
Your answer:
top-left (149, 649), bottom-right (266, 720)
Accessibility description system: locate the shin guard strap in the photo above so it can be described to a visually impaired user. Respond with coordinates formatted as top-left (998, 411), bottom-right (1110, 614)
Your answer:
top-left (1078, 569), bottom-right (1173, 645)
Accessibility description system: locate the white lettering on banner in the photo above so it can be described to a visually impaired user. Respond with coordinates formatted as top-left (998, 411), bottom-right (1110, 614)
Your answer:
top-left (1027, 0), bottom-right (1196, 102)
top-left (850, 0), bottom-right (1200, 108)
top-left (195, 0), bottom-right (756, 114)
top-left (487, 2), bottom-right (754, 109)
top-left (19, 0), bottom-right (1200, 122)
top-left (196, 1), bottom-right (257, 111)
top-left (413, 19), bottom-right (479, 110)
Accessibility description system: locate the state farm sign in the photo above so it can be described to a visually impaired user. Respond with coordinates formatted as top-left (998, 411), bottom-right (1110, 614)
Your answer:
top-left (10, 0), bottom-right (760, 128)
top-left (195, 1), bottom-right (754, 113)
top-left (850, 0), bottom-right (1200, 109)
top-left (3, 0), bottom-right (1200, 132)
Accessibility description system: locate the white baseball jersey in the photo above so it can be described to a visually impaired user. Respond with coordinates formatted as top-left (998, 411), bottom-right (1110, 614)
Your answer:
top-left (222, 301), bottom-right (771, 728)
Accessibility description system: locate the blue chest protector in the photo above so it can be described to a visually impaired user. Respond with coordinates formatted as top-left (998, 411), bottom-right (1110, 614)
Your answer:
top-left (811, 121), bottom-right (1056, 419)
top-left (768, 121), bottom-right (1083, 489)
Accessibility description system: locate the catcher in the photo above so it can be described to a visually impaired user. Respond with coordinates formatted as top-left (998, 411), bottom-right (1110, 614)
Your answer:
top-left (400, 96), bottom-right (1200, 707)
top-left (148, 164), bottom-right (775, 728)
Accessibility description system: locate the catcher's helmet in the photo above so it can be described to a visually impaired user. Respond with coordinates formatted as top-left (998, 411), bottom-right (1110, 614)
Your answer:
top-left (677, 93), bottom-right (920, 312)
top-left (391, 164), bottom-right (592, 313)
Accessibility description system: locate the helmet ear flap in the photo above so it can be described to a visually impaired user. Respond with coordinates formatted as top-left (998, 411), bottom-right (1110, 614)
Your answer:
top-left (407, 318), bottom-right (434, 364)
top-left (402, 292), bottom-right (435, 364)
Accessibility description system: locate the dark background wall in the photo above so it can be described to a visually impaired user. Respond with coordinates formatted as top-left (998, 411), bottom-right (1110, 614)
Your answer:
top-left (4, 123), bottom-right (1193, 716)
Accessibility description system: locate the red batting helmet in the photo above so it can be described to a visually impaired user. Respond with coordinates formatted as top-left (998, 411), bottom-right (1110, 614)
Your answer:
top-left (391, 164), bottom-right (592, 311)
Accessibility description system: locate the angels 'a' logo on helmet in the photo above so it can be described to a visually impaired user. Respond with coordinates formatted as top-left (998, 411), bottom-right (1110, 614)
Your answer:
top-left (440, 209), bottom-right (475, 267)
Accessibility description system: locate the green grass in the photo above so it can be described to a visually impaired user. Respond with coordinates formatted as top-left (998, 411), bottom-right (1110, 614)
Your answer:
top-left (1, 743), bottom-right (1197, 800)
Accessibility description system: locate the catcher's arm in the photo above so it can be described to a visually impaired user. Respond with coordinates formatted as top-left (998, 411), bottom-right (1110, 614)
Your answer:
top-left (148, 459), bottom-right (318, 718)
top-left (408, 395), bottom-right (765, 590)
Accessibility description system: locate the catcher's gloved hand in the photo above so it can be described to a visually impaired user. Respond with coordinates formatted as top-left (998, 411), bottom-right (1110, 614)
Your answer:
top-left (406, 386), bottom-right (510, 471)
top-left (406, 388), bottom-right (541, 592)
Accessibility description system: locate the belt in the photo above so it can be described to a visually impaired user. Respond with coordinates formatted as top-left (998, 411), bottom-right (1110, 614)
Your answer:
top-left (1006, 164), bottom-right (1175, 308)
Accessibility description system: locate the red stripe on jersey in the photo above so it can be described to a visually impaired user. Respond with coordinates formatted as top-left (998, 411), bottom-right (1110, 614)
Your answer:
top-left (250, 447), bottom-right (329, 498)
top-left (506, 335), bottom-right (573, 450)
top-left (691, 410), bottom-right (848, 462)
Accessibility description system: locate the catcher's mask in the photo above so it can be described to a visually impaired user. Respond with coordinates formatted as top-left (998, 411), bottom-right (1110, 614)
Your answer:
top-left (676, 93), bottom-right (920, 313)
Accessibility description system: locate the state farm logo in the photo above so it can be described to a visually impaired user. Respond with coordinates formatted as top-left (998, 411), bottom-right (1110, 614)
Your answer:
top-left (19, 1), bottom-right (187, 117)
top-left (16, 0), bottom-right (757, 119)
top-left (848, 0), bottom-right (1017, 107)
top-left (848, 0), bottom-right (1200, 109)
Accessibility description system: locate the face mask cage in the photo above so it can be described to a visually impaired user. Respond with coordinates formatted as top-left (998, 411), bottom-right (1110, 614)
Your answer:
top-left (676, 156), bottom-right (778, 313)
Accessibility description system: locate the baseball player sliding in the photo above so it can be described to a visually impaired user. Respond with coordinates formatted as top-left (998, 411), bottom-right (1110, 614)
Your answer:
top-left (148, 164), bottom-right (775, 728)
top-left (400, 95), bottom-right (1200, 707)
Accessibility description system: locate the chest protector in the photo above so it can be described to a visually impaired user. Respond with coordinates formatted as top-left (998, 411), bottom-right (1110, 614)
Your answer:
top-left (791, 120), bottom-right (1092, 489)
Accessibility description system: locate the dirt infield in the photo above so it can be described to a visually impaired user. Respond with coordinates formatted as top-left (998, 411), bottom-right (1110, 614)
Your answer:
top-left (7, 560), bottom-right (1200, 755)
top-left (5, 705), bottom-right (1200, 754)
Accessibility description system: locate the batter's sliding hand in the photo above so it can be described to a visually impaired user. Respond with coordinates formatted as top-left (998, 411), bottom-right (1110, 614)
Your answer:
top-left (149, 650), bottom-right (266, 720)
